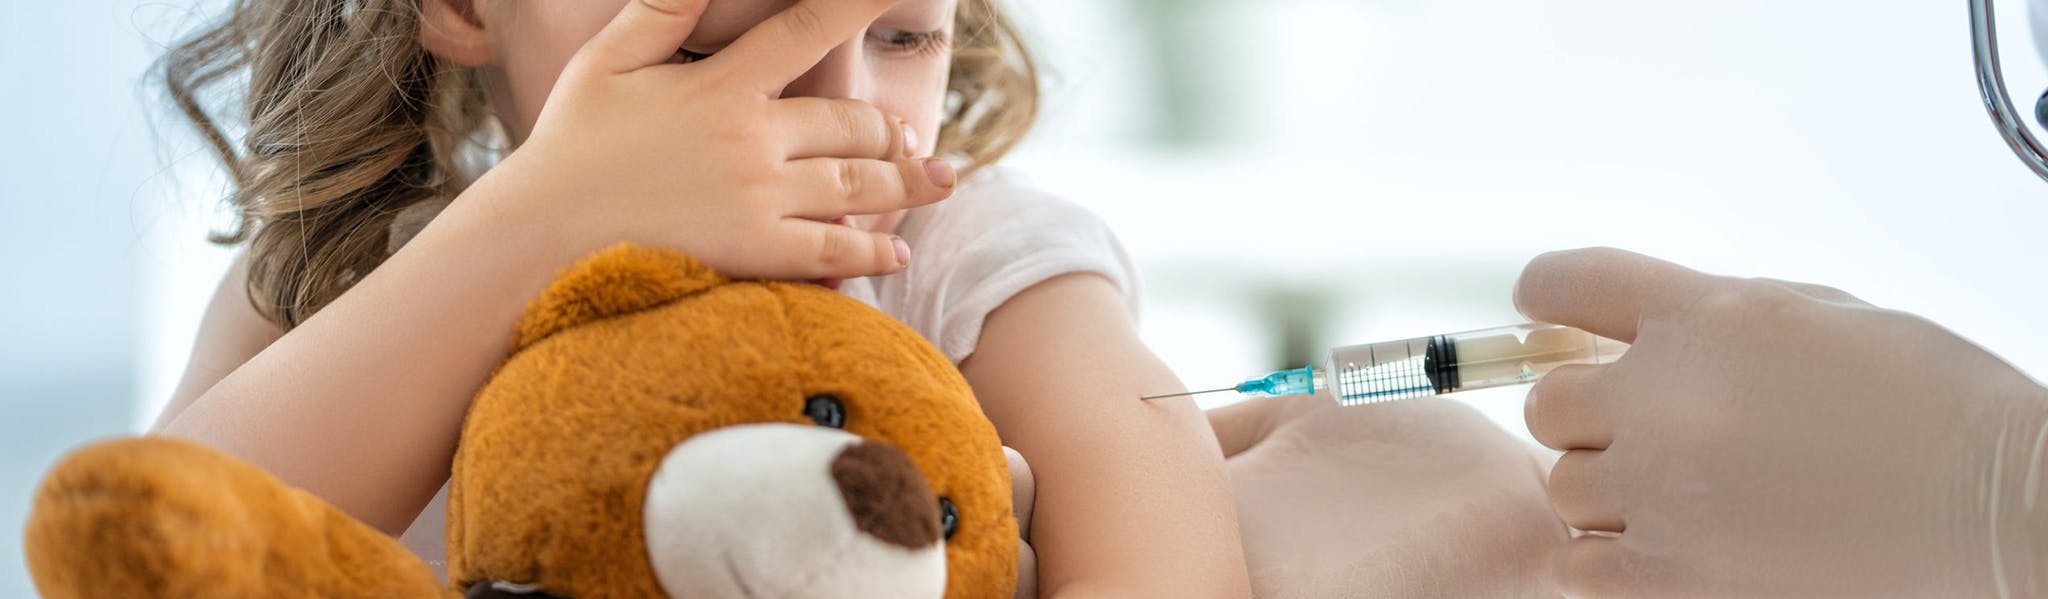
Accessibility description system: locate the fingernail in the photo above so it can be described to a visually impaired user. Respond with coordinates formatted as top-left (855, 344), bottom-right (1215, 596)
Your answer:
top-left (900, 121), bottom-right (918, 159)
top-left (923, 158), bottom-right (955, 188)
top-left (891, 236), bottom-right (911, 267)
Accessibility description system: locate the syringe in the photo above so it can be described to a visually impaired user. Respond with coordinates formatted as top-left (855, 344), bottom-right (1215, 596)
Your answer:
top-left (1142, 322), bottom-right (1629, 406)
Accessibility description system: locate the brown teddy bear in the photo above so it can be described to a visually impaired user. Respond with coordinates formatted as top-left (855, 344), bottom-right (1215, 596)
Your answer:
top-left (24, 244), bottom-right (1019, 598)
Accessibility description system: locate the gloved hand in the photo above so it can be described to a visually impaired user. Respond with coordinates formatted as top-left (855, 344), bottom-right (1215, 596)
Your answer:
top-left (1000, 397), bottom-right (1566, 598)
top-left (1211, 394), bottom-right (1568, 597)
top-left (1515, 247), bottom-right (2048, 597)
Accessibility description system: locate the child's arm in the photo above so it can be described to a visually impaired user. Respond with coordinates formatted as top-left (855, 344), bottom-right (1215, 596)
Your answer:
top-left (153, 186), bottom-right (616, 534)
top-left (154, 252), bottom-right (281, 432)
top-left (960, 273), bottom-right (1252, 598)
top-left (149, 0), bottom-right (947, 535)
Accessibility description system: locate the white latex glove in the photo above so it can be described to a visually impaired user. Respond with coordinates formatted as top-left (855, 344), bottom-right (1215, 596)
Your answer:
top-left (1515, 247), bottom-right (2048, 597)
top-left (1211, 395), bottom-right (1568, 598)
top-left (1000, 399), bottom-right (1565, 598)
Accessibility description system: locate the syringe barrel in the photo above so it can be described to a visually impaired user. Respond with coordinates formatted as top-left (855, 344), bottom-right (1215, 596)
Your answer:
top-left (1440, 323), bottom-right (1627, 391)
top-left (1321, 322), bottom-right (1627, 406)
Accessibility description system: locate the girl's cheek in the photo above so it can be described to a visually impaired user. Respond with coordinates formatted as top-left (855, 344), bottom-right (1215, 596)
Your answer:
top-left (871, 58), bottom-right (953, 155)
top-left (487, 3), bottom-right (625, 143)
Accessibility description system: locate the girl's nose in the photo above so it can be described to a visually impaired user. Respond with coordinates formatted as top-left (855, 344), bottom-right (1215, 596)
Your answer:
top-left (780, 41), bottom-right (869, 101)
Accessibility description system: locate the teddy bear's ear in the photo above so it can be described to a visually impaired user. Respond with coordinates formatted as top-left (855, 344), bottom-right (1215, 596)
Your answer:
top-left (512, 244), bottom-right (727, 351)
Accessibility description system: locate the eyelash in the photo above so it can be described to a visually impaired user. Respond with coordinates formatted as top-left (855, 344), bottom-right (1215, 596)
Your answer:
top-left (667, 29), bottom-right (949, 64)
top-left (871, 29), bottom-right (950, 57)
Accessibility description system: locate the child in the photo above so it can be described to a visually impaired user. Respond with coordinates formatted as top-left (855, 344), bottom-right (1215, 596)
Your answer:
top-left (148, 0), bottom-right (1250, 595)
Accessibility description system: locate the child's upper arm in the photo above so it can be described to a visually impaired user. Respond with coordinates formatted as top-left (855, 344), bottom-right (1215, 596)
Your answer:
top-left (154, 252), bottom-right (284, 431)
top-left (960, 272), bottom-right (1251, 597)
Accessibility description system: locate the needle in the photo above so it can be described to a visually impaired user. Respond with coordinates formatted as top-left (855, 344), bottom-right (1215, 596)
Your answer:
top-left (1138, 386), bottom-right (1237, 401)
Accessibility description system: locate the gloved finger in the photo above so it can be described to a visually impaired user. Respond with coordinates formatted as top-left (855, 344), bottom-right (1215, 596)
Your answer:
top-left (1752, 277), bottom-right (1871, 307)
top-left (1003, 446), bottom-right (1033, 539)
top-left (1205, 396), bottom-right (1287, 458)
top-left (1554, 534), bottom-right (1687, 599)
top-left (707, 0), bottom-right (898, 95)
top-left (579, 0), bottom-right (712, 74)
top-left (1523, 363), bottom-right (1613, 451)
top-left (1546, 449), bottom-right (1628, 533)
top-left (1513, 247), bottom-right (1717, 343)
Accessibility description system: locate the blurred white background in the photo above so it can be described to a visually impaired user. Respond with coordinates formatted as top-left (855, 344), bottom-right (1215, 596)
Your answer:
top-left (7, 0), bottom-right (2048, 594)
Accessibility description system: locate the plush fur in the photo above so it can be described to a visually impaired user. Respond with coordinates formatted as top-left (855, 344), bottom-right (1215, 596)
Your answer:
top-left (24, 243), bottom-right (1017, 598)
top-left (22, 437), bottom-right (447, 598)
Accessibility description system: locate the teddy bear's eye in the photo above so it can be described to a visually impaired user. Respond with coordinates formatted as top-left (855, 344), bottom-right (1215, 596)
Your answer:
top-left (938, 497), bottom-right (959, 539)
top-left (804, 394), bottom-right (846, 429)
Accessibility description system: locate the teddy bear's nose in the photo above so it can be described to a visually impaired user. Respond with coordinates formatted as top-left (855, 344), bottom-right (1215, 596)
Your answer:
top-left (830, 441), bottom-right (943, 549)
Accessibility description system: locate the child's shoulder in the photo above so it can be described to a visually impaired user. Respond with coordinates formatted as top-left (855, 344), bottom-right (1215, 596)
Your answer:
top-left (872, 166), bottom-right (1143, 363)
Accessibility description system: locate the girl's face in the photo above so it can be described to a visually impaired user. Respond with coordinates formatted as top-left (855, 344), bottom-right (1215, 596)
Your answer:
top-left (429, 0), bottom-right (958, 236)
top-left (461, 0), bottom-right (956, 156)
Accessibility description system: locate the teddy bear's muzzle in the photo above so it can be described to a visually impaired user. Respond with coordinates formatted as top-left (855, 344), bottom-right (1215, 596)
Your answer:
top-left (637, 424), bottom-right (949, 599)
top-left (468, 425), bottom-right (949, 599)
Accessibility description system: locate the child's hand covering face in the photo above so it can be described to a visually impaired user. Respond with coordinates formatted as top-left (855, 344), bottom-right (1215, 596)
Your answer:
top-left (421, 0), bottom-right (960, 281)
top-left (454, 0), bottom-right (956, 153)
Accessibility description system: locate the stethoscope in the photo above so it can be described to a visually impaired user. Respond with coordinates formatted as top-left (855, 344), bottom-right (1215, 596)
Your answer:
top-left (1972, 0), bottom-right (2048, 181)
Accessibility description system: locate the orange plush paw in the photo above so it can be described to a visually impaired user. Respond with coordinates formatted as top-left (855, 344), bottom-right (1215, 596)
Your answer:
top-left (24, 437), bottom-right (448, 599)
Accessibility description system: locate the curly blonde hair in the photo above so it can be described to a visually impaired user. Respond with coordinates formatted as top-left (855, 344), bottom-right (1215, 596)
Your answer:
top-left (163, 0), bottom-right (1040, 329)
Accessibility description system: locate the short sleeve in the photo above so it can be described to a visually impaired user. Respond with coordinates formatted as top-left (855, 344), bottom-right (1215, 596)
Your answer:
top-left (864, 168), bottom-right (1143, 364)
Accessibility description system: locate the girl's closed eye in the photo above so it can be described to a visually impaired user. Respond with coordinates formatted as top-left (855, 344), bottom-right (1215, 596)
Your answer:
top-left (667, 29), bottom-right (946, 65)
top-left (869, 28), bottom-right (950, 57)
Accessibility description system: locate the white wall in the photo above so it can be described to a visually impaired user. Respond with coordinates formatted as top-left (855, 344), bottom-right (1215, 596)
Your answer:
top-left (0, 3), bottom-right (202, 595)
top-left (1004, 0), bottom-right (2048, 435)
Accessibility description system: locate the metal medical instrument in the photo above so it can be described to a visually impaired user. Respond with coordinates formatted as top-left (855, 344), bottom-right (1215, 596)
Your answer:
top-left (1140, 323), bottom-right (1628, 406)
top-left (1971, 0), bottom-right (2048, 182)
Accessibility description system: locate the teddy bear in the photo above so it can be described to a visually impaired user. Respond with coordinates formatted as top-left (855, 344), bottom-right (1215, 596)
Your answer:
top-left (24, 244), bottom-right (1019, 598)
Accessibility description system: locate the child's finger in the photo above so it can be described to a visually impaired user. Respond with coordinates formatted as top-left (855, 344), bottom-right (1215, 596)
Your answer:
top-left (775, 97), bottom-right (909, 160)
top-left (781, 158), bottom-right (949, 220)
top-left (707, 0), bottom-right (898, 95)
top-left (770, 219), bottom-right (910, 279)
top-left (1013, 538), bottom-right (1038, 599)
top-left (1003, 446), bottom-right (1034, 536)
top-left (580, 0), bottom-right (712, 74)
